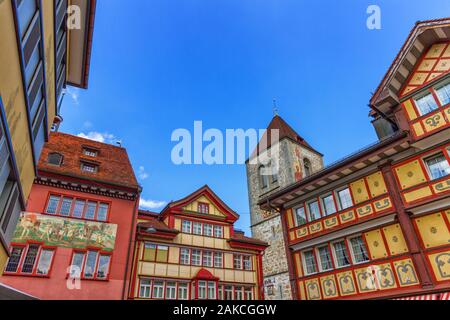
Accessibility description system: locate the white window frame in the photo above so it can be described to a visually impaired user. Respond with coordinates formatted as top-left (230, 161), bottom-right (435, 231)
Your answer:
top-left (139, 279), bottom-right (152, 298)
top-left (348, 235), bottom-right (370, 265)
top-left (193, 222), bottom-right (203, 235)
top-left (316, 245), bottom-right (333, 272)
top-left (182, 220), bottom-right (192, 233)
top-left (180, 248), bottom-right (190, 265)
top-left (301, 250), bottom-right (318, 276)
top-left (424, 152), bottom-right (450, 181)
top-left (321, 193), bottom-right (337, 217)
top-left (331, 239), bottom-right (352, 269)
top-left (307, 200), bottom-right (321, 222)
top-left (335, 186), bottom-right (354, 211)
top-left (294, 205), bottom-right (307, 227)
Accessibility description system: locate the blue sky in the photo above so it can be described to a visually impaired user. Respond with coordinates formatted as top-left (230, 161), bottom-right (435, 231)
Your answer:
top-left (60, 0), bottom-right (449, 234)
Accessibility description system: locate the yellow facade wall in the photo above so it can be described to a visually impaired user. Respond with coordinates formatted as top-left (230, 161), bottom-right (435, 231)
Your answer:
top-left (183, 195), bottom-right (226, 218)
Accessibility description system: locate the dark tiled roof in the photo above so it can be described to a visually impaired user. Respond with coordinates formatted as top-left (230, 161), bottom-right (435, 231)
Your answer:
top-left (138, 219), bottom-right (178, 234)
top-left (230, 232), bottom-right (268, 247)
top-left (38, 132), bottom-right (139, 190)
top-left (250, 115), bottom-right (322, 160)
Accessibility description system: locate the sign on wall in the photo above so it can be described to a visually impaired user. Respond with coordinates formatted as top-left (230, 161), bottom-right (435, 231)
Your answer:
top-left (12, 213), bottom-right (118, 252)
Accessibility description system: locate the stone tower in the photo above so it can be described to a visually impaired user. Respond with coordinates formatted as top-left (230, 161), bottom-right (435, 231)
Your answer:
top-left (246, 115), bottom-right (323, 300)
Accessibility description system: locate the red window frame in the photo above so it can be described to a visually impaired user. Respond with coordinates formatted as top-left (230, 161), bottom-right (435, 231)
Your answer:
top-left (198, 202), bottom-right (210, 214)
top-left (44, 193), bottom-right (111, 222)
top-left (68, 248), bottom-right (112, 281)
top-left (4, 242), bottom-right (56, 277)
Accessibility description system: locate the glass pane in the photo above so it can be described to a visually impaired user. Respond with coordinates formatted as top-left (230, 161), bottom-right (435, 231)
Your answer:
top-left (182, 221), bottom-right (191, 233)
top-left (426, 155), bottom-right (450, 180)
top-left (96, 255), bottom-right (111, 279)
top-left (318, 247), bottom-right (333, 271)
top-left (322, 195), bottom-right (337, 216)
top-left (156, 245), bottom-right (168, 262)
top-left (338, 188), bottom-right (353, 210)
top-left (214, 226), bottom-right (223, 238)
top-left (25, 44), bottom-right (40, 87)
top-left (36, 249), bottom-right (53, 275)
top-left (70, 252), bottom-right (84, 278)
top-left (152, 281), bottom-right (164, 299)
top-left (193, 222), bottom-right (202, 235)
top-left (178, 283), bottom-right (188, 300)
top-left (204, 224), bottom-right (212, 236)
top-left (303, 251), bottom-right (317, 274)
top-left (143, 243), bottom-right (156, 261)
top-left (350, 237), bottom-right (369, 264)
top-left (46, 195), bottom-right (60, 214)
top-left (59, 197), bottom-right (73, 216)
top-left (72, 200), bottom-right (85, 218)
top-left (5, 247), bottom-right (23, 273)
top-left (85, 201), bottom-right (97, 220)
top-left (139, 280), bottom-right (151, 298)
top-left (180, 249), bottom-right (190, 265)
top-left (97, 203), bottom-right (109, 221)
top-left (192, 250), bottom-right (201, 266)
top-left (436, 83), bottom-right (450, 106)
top-left (166, 282), bottom-right (176, 300)
top-left (334, 241), bottom-right (351, 267)
top-left (295, 207), bottom-right (307, 226)
top-left (83, 251), bottom-right (98, 278)
top-left (308, 201), bottom-right (321, 221)
top-left (415, 93), bottom-right (438, 116)
top-left (21, 245), bottom-right (39, 273)
top-left (17, 0), bottom-right (37, 38)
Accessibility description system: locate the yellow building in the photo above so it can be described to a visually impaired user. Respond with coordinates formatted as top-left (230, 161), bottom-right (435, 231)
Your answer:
top-left (129, 186), bottom-right (267, 300)
top-left (0, 0), bottom-right (96, 272)
top-left (257, 18), bottom-right (450, 300)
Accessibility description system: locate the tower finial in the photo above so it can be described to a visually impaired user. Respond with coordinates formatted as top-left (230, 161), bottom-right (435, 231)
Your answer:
top-left (273, 99), bottom-right (279, 116)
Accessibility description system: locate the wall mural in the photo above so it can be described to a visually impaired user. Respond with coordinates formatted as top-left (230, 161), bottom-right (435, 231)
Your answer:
top-left (293, 146), bottom-right (303, 182)
top-left (12, 213), bottom-right (118, 252)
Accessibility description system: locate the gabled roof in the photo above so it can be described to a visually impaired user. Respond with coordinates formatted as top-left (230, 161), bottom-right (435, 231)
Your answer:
top-left (38, 132), bottom-right (139, 190)
top-left (161, 185), bottom-right (239, 222)
top-left (371, 17), bottom-right (450, 111)
top-left (229, 230), bottom-right (268, 248)
top-left (249, 115), bottom-right (322, 160)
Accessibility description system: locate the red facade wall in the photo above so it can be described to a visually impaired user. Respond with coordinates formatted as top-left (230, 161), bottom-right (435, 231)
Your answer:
top-left (0, 183), bottom-right (138, 300)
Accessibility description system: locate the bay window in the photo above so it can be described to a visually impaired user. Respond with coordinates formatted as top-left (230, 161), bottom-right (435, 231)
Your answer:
top-left (198, 281), bottom-right (207, 299)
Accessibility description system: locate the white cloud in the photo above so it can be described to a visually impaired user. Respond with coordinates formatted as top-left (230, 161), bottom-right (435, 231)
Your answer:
top-left (139, 198), bottom-right (167, 210)
top-left (77, 131), bottom-right (118, 144)
top-left (138, 166), bottom-right (149, 180)
top-left (66, 87), bottom-right (80, 105)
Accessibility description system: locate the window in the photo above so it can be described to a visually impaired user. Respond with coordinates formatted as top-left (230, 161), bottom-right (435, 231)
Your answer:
top-left (321, 194), bottom-right (337, 216)
top-left (60, 197), bottom-right (73, 216)
top-left (203, 251), bottom-right (213, 267)
top-left (243, 256), bottom-right (252, 270)
top-left (139, 279), bottom-right (152, 298)
top-left (166, 282), bottom-right (177, 300)
top-left (83, 148), bottom-right (98, 157)
top-left (303, 250), bottom-right (318, 275)
top-left (337, 188), bottom-right (353, 210)
top-left (204, 224), bottom-right (213, 237)
top-left (198, 203), bottom-right (209, 214)
top-left (71, 250), bottom-right (111, 280)
top-left (317, 246), bottom-right (333, 271)
top-left (214, 225), bottom-right (223, 238)
top-left (235, 287), bottom-right (243, 300)
top-left (225, 286), bottom-right (233, 300)
top-left (233, 255), bottom-right (242, 269)
top-left (245, 288), bottom-right (253, 300)
top-left (207, 282), bottom-right (216, 299)
top-left (85, 201), bottom-right (97, 220)
top-left (73, 200), bottom-right (85, 218)
top-left (415, 92), bottom-right (438, 116)
top-left (436, 82), bottom-right (450, 106)
top-left (17, 0), bottom-right (38, 38)
top-left (178, 283), bottom-right (188, 300)
top-left (307, 201), bottom-right (321, 221)
top-left (5, 245), bottom-right (54, 276)
top-left (182, 220), bottom-right (192, 233)
top-left (180, 248), bottom-right (190, 265)
top-left (192, 250), bottom-right (201, 266)
top-left (333, 241), bottom-right (351, 268)
top-left (214, 252), bottom-right (223, 268)
top-left (304, 159), bottom-right (312, 177)
top-left (295, 206), bottom-right (307, 226)
top-left (259, 166), bottom-right (269, 189)
top-left (152, 281), bottom-right (164, 299)
top-left (81, 162), bottom-right (98, 173)
top-left (97, 203), bottom-right (109, 222)
top-left (350, 236), bottom-right (369, 264)
top-left (193, 222), bottom-right (202, 235)
top-left (198, 281), bottom-right (207, 299)
top-left (425, 154), bottom-right (450, 180)
top-left (156, 245), bottom-right (168, 263)
top-left (46, 195), bottom-right (60, 214)
top-left (48, 153), bottom-right (63, 166)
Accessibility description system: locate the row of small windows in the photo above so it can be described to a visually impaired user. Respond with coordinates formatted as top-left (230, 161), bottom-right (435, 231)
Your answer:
top-left (5, 244), bottom-right (111, 280)
top-left (301, 235), bottom-right (369, 276)
top-left (413, 82), bottom-right (450, 116)
top-left (181, 220), bottom-right (224, 238)
top-left (46, 194), bottom-right (110, 222)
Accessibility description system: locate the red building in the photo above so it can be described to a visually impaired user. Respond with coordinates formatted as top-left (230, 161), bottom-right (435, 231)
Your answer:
top-left (0, 132), bottom-right (141, 300)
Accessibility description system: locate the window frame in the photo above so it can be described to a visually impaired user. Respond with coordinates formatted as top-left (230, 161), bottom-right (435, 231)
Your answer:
top-left (335, 186), bottom-right (354, 211)
top-left (320, 193), bottom-right (337, 217)
top-left (197, 202), bottom-right (210, 214)
top-left (301, 249), bottom-right (318, 276)
top-left (331, 239), bottom-right (352, 269)
top-left (4, 243), bottom-right (56, 277)
top-left (306, 199), bottom-right (322, 222)
top-left (316, 245), bottom-right (334, 272)
top-left (68, 249), bottom-right (112, 281)
top-left (413, 91), bottom-right (439, 117)
top-left (423, 152), bottom-right (450, 181)
top-left (348, 235), bottom-right (370, 265)
top-left (294, 204), bottom-right (308, 227)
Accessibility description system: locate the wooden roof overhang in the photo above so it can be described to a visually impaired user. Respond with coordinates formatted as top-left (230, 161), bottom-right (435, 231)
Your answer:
top-left (259, 132), bottom-right (410, 210)
top-left (371, 18), bottom-right (450, 113)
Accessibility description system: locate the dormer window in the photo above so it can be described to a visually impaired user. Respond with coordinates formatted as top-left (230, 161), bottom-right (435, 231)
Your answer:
top-left (48, 153), bottom-right (63, 166)
top-left (81, 162), bottom-right (98, 173)
top-left (83, 148), bottom-right (98, 157)
top-left (198, 203), bottom-right (209, 214)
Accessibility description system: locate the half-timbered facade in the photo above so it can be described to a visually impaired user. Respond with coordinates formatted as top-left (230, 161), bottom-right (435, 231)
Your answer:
top-left (129, 186), bottom-right (267, 300)
top-left (258, 18), bottom-right (450, 300)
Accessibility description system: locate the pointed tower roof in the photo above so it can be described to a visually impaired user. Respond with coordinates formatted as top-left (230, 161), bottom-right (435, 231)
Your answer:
top-left (249, 115), bottom-right (322, 160)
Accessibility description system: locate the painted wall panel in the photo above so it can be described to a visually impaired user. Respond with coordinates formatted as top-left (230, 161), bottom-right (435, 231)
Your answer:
top-left (366, 172), bottom-right (387, 198)
top-left (427, 250), bottom-right (450, 282)
top-left (365, 230), bottom-right (388, 260)
top-left (382, 224), bottom-right (409, 256)
top-left (350, 179), bottom-right (370, 204)
top-left (415, 213), bottom-right (450, 249)
top-left (395, 160), bottom-right (428, 190)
